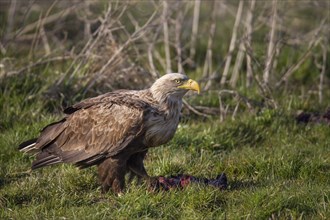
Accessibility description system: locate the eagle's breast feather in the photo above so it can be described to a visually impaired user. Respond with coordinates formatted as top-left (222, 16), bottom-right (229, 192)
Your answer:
top-left (143, 101), bottom-right (181, 147)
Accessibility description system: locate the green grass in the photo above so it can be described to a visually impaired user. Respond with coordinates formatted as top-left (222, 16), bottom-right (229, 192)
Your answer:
top-left (1, 103), bottom-right (329, 219)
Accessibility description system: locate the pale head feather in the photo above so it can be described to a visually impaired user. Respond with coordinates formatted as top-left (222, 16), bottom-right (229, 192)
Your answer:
top-left (150, 73), bottom-right (189, 104)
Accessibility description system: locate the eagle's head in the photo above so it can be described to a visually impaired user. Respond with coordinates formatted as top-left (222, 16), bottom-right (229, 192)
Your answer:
top-left (150, 73), bottom-right (200, 103)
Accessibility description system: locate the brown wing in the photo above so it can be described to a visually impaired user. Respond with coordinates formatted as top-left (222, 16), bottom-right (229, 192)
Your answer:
top-left (63, 92), bottom-right (116, 114)
top-left (29, 93), bottom-right (149, 169)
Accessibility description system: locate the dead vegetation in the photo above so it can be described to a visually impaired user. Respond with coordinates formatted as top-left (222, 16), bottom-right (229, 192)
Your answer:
top-left (0, 0), bottom-right (329, 118)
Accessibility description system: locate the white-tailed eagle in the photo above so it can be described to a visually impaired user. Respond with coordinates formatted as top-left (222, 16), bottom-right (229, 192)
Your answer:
top-left (19, 73), bottom-right (200, 194)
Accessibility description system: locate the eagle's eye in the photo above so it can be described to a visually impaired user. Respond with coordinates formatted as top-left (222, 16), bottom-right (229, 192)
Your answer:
top-left (175, 79), bottom-right (182, 84)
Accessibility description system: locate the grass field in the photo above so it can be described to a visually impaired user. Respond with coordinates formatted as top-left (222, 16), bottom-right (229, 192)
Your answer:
top-left (1, 98), bottom-right (329, 219)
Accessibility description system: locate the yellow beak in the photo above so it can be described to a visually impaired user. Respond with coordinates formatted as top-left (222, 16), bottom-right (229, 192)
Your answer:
top-left (178, 79), bottom-right (200, 94)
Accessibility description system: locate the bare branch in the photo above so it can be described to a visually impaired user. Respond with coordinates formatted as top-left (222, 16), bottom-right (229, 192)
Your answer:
top-left (245, 0), bottom-right (256, 88)
top-left (162, 1), bottom-right (172, 73)
top-left (147, 43), bottom-right (158, 77)
top-left (218, 89), bottom-right (257, 121)
top-left (318, 39), bottom-right (327, 104)
top-left (263, 0), bottom-right (277, 85)
top-left (3, 55), bottom-right (74, 78)
top-left (127, 11), bottom-right (161, 77)
top-left (10, 3), bottom-right (83, 40)
top-left (230, 39), bottom-right (244, 87)
top-left (194, 106), bottom-right (219, 115)
top-left (5, 0), bottom-right (18, 40)
top-left (0, 42), bottom-right (6, 55)
top-left (83, 7), bottom-right (159, 92)
top-left (28, 13), bottom-right (43, 60)
top-left (202, 0), bottom-right (219, 90)
top-left (183, 99), bottom-right (211, 118)
top-left (40, 26), bottom-right (51, 55)
top-left (220, 0), bottom-right (244, 85)
top-left (175, 3), bottom-right (184, 73)
top-left (275, 19), bottom-right (326, 88)
top-left (63, 4), bottom-right (124, 85)
top-left (189, 0), bottom-right (201, 61)
top-left (275, 37), bottom-right (322, 88)
top-left (232, 0), bottom-right (257, 88)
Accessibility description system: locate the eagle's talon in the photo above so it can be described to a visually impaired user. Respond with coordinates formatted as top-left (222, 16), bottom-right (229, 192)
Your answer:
top-left (147, 177), bottom-right (161, 192)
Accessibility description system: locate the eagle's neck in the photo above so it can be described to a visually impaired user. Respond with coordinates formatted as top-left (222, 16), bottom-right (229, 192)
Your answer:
top-left (149, 88), bottom-right (183, 117)
top-left (163, 96), bottom-right (183, 116)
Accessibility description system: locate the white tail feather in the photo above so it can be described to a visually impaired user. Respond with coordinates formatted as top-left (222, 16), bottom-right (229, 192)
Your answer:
top-left (20, 142), bottom-right (37, 153)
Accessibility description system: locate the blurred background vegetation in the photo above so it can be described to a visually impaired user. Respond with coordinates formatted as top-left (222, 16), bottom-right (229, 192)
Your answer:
top-left (0, 0), bottom-right (329, 125)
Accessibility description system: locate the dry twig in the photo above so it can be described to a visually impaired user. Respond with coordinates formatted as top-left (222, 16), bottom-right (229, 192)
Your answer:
top-left (183, 99), bottom-right (211, 118)
top-left (318, 39), bottom-right (327, 104)
top-left (162, 1), bottom-right (172, 73)
top-left (5, 0), bottom-right (17, 40)
top-left (202, 0), bottom-right (219, 90)
top-left (9, 3), bottom-right (82, 40)
top-left (220, 0), bottom-right (244, 86)
top-left (83, 7), bottom-right (159, 92)
top-left (127, 11), bottom-right (161, 77)
top-left (3, 55), bottom-right (74, 78)
top-left (175, 3), bottom-right (184, 73)
top-left (218, 89), bottom-right (256, 122)
top-left (230, 38), bottom-right (244, 87)
top-left (263, 0), bottom-right (277, 85)
top-left (244, 0), bottom-right (256, 88)
top-left (189, 0), bottom-right (201, 62)
top-left (276, 19), bottom-right (326, 89)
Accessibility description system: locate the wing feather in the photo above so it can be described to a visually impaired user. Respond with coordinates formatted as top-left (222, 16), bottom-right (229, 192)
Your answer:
top-left (29, 91), bottom-right (150, 168)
